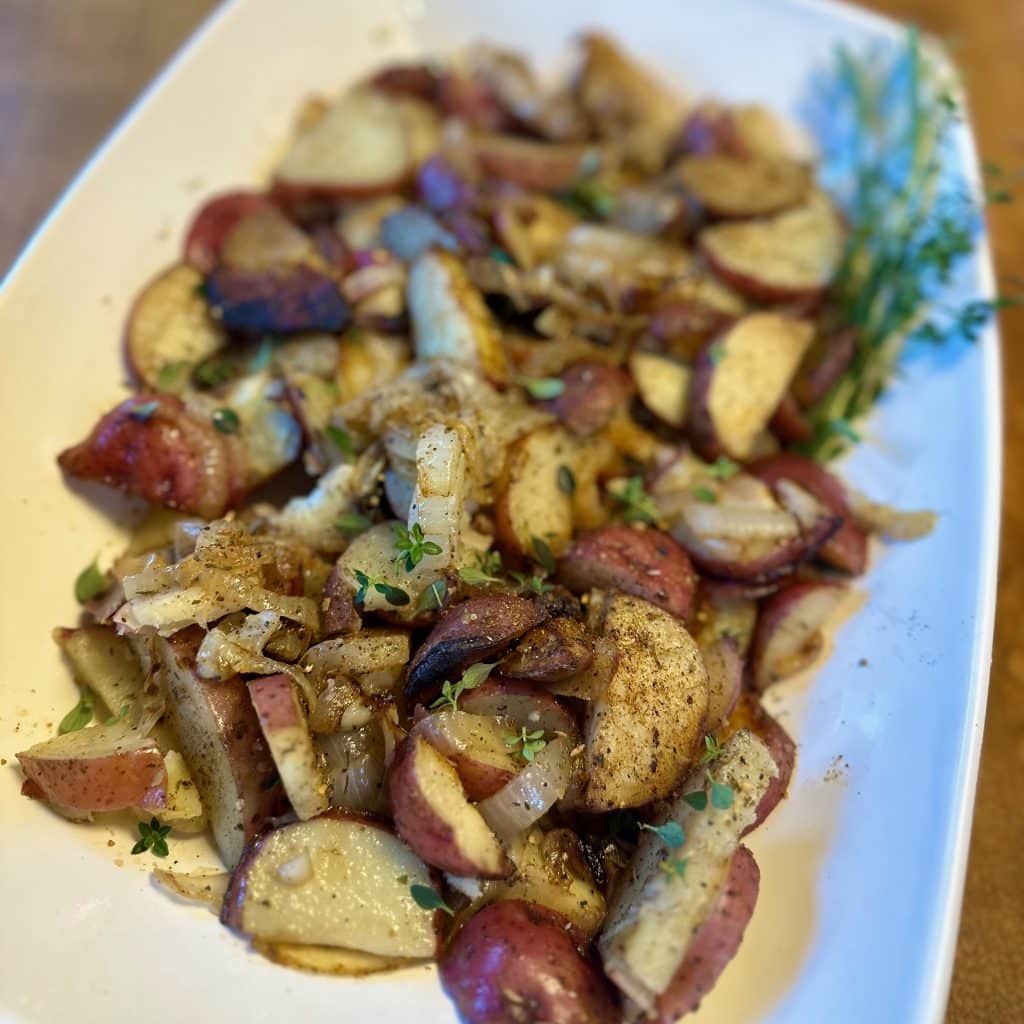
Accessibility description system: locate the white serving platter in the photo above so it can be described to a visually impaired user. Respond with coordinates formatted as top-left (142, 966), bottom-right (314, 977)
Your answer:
top-left (0, 1), bottom-right (1000, 1021)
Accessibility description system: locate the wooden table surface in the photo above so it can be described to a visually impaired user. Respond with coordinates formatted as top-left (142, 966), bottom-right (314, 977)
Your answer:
top-left (1, 1), bottom-right (1020, 1019)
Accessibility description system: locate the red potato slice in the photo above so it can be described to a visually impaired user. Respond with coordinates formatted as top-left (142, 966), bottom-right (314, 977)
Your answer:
top-left (494, 425), bottom-right (577, 561)
top-left (273, 87), bottom-right (418, 201)
top-left (57, 393), bottom-right (246, 520)
top-left (204, 265), bottom-right (350, 336)
top-left (491, 194), bottom-right (578, 270)
top-left (769, 392), bottom-right (813, 444)
top-left (702, 636), bottom-right (743, 732)
top-left (558, 524), bottom-right (698, 621)
top-left (413, 709), bottom-right (519, 801)
top-left (367, 63), bottom-right (440, 101)
top-left (581, 592), bottom-right (709, 811)
top-left (407, 250), bottom-right (508, 385)
top-left (542, 361), bottom-right (631, 438)
top-left (184, 191), bottom-right (278, 274)
top-left (390, 735), bottom-right (510, 878)
top-left (459, 679), bottom-right (578, 737)
top-left (750, 580), bottom-right (846, 690)
top-left (320, 565), bottom-right (362, 638)
top-left (405, 595), bottom-right (548, 704)
top-left (700, 192), bottom-right (845, 303)
top-left (221, 811), bottom-right (441, 958)
top-left (749, 453), bottom-right (869, 574)
top-left (687, 312), bottom-right (815, 460)
top-left (499, 618), bottom-right (594, 684)
top-left (794, 325), bottom-right (858, 407)
top-left (125, 263), bottom-right (226, 390)
top-left (483, 828), bottom-right (607, 939)
top-left (629, 352), bottom-right (692, 429)
top-left (437, 71), bottom-right (511, 132)
top-left (652, 846), bottom-right (760, 1023)
top-left (247, 674), bottom-right (328, 821)
top-left (441, 900), bottom-right (619, 1024)
top-left (678, 102), bottom-right (798, 161)
top-left (17, 723), bottom-right (165, 813)
top-left (469, 133), bottom-right (588, 191)
top-left (677, 154), bottom-right (811, 218)
top-left (599, 730), bottom-right (776, 1013)
top-left (157, 630), bottom-right (287, 868)
top-left (218, 207), bottom-right (316, 271)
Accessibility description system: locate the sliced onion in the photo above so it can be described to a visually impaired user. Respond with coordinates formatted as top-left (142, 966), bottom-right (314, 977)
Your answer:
top-left (340, 262), bottom-right (406, 304)
top-left (774, 479), bottom-right (829, 530)
top-left (682, 499), bottom-right (800, 541)
top-left (316, 721), bottom-right (388, 814)
top-left (477, 735), bottom-right (572, 844)
top-left (846, 488), bottom-right (937, 541)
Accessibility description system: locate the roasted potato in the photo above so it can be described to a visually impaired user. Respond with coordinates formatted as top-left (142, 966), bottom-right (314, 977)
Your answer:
top-left (580, 592), bottom-right (708, 810)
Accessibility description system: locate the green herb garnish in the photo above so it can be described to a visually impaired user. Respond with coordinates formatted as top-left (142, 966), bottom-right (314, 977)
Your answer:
top-left (458, 566), bottom-right (501, 586)
top-left (414, 579), bottom-right (448, 614)
top-left (609, 476), bottom-right (660, 525)
top-left (693, 486), bottom-right (717, 504)
top-left (212, 407), bottom-right (240, 434)
top-left (530, 535), bottom-right (557, 574)
top-left (429, 662), bottom-right (496, 712)
top-left (105, 705), bottom-right (131, 726)
top-left (505, 727), bottom-right (547, 763)
top-left (709, 456), bottom-right (740, 480)
top-left (490, 246), bottom-right (514, 265)
top-left (129, 400), bottom-right (159, 422)
top-left (336, 511), bottom-right (373, 535)
top-left (557, 464), bottom-right (577, 496)
top-left (58, 690), bottom-right (94, 734)
top-left (682, 790), bottom-right (708, 811)
top-left (249, 336), bottom-right (275, 372)
top-left (639, 820), bottom-right (685, 849)
top-left (556, 178), bottom-right (617, 219)
top-left (326, 425), bottom-right (355, 457)
top-left (509, 571), bottom-right (554, 595)
top-left (709, 776), bottom-right (735, 810)
top-left (393, 522), bottom-right (443, 572)
top-left (409, 884), bottom-right (454, 916)
top-left (74, 560), bottom-right (108, 603)
top-left (658, 856), bottom-right (689, 879)
top-left (155, 361), bottom-right (188, 393)
top-left (804, 31), bottom-right (1013, 460)
top-left (131, 817), bottom-right (171, 858)
top-left (352, 569), bottom-right (410, 607)
top-left (699, 734), bottom-right (726, 765)
top-left (193, 356), bottom-right (237, 389)
top-left (517, 375), bottom-right (566, 400)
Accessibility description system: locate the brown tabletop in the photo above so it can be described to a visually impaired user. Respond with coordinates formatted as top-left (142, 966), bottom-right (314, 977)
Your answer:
top-left (1, 1), bottom-right (1020, 1019)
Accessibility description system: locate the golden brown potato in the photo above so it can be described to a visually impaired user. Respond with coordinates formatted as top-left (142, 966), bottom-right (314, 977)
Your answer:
top-left (580, 592), bottom-right (708, 810)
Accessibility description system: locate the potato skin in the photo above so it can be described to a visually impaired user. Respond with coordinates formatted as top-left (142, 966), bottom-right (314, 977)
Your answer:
top-left (559, 524), bottom-right (698, 620)
top-left (320, 564), bottom-right (362, 638)
top-left (204, 265), bottom-right (350, 336)
top-left (542, 361), bottom-right (631, 438)
top-left (748, 453), bottom-right (868, 575)
top-left (405, 595), bottom-right (548, 703)
top-left (653, 846), bottom-right (760, 1023)
top-left (57, 393), bottom-right (246, 520)
top-left (499, 617), bottom-right (594, 683)
top-left (440, 900), bottom-right (619, 1024)
top-left (184, 191), bottom-right (277, 274)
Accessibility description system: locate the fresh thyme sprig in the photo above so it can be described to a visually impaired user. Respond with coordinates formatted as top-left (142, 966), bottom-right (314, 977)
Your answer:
top-left (804, 30), bottom-right (1011, 460)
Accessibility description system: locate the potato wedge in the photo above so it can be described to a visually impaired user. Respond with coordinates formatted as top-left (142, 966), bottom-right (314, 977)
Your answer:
top-left (390, 735), bottom-right (511, 878)
top-left (221, 812), bottom-right (441, 958)
top-left (16, 722), bottom-right (165, 814)
top-left (677, 154), bottom-right (811, 218)
top-left (700, 192), bottom-right (844, 303)
top-left (541, 362), bottom-right (631, 439)
top-left (499, 618), bottom-right (594, 684)
top-left (629, 352), bottom-right (692, 429)
top-left (156, 630), bottom-right (286, 868)
top-left (183, 191), bottom-right (277, 274)
top-left (580, 592), bottom-right (708, 810)
top-left (598, 729), bottom-right (777, 1010)
top-left (494, 425), bottom-right (576, 561)
top-left (126, 263), bottom-right (226, 391)
top-left (407, 250), bottom-right (508, 385)
top-left (688, 313), bottom-right (815, 460)
top-left (558, 525), bottom-right (698, 621)
top-left (470, 132), bottom-right (587, 191)
top-left (248, 674), bottom-right (329, 821)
